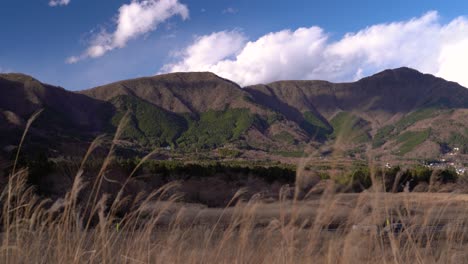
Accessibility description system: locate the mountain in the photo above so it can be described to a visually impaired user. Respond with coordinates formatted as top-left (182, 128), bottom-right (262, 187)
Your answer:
top-left (246, 67), bottom-right (468, 121)
top-left (0, 73), bottom-right (112, 128)
top-left (0, 73), bottom-right (113, 155)
top-left (245, 68), bottom-right (468, 159)
top-left (81, 72), bottom-right (267, 114)
top-left (0, 68), bottom-right (467, 163)
top-left (81, 72), bottom-right (288, 150)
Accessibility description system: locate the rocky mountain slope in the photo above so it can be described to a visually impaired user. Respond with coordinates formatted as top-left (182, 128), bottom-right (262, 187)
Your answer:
top-left (0, 73), bottom-right (113, 155)
top-left (0, 68), bottom-right (467, 163)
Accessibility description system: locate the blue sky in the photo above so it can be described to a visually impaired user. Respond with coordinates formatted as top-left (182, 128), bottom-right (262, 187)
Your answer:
top-left (1, 0), bottom-right (468, 90)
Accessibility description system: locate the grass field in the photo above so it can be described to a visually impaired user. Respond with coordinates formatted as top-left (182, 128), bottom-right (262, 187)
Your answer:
top-left (1, 110), bottom-right (468, 264)
top-left (3, 168), bottom-right (468, 263)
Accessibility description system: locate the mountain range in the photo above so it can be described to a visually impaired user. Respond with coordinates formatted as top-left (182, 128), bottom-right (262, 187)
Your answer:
top-left (0, 67), bottom-right (467, 164)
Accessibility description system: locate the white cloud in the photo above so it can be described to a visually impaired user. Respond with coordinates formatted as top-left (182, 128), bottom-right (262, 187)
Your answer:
top-left (162, 11), bottom-right (468, 88)
top-left (161, 30), bottom-right (247, 72)
top-left (49, 0), bottom-right (70, 7)
top-left (222, 7), bottom-right (238, 14)
top-left (66, 56), bottom-right (79, 64)
top-left (68, 0), bottom-right (189, 63)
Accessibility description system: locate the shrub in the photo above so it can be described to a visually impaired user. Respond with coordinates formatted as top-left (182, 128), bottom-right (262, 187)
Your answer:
top-left (300, 111), bottom-right (332, 140)
top-left (177, 109), bottom-right (256, 149)
top-left (330, 112), bottom-right (371, 144)
top-left (396, 129), bottom-right (431, 155)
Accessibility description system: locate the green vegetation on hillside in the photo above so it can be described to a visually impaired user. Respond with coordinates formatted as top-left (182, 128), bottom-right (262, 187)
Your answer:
top-left (272, 131), bottom-right (297, 145)
top-left (112, 113), bottom-right (146, 141)
top-left (111, 95), bottom-right (188, 146)
top-left (177, 109), bottom-right (256, 149)
top-left (372, 108), bottom-right (440, 149)
top-left (372, 125), bottom-right (395, 148)
top-left (329, 112), bottom-right (371, 144)
top-left (272, 150), bottom-right (305, 158)
top-left (110, 96), bottom-right (260, 150)
top-left (447, 131), bottom-right (468, 153)
top-left (394, 108), bottom-right (439, 131)
top-left (265, 112), bottom-right (284, 125)
top-left (396, 129), bottom-right (431, 155)
top-left (217, 148), bottom-right (242, 158)
top-left (300, 111), bottom-right (332, 140)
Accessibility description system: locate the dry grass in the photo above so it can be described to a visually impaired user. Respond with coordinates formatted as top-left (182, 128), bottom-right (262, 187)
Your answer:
top-left (4, 168), bottom-right (468, 264)
top-left (2, 111), bottom-right (468, 263)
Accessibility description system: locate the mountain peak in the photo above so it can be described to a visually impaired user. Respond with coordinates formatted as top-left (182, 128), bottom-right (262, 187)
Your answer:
top-left (360, 67), bottom-right (426, 83)
top-left (0, 70), bottom-right (467, 162)
top-left (154, 71), bottom-right (222, 80)
top-left (385, 67), bottom-right (421, 74)
top-left (0, 73), bottom-right (41, 83)
top-left (149, 71), bottom-right (242, 89)
top-left (81, 71), bottom-right (258, 114)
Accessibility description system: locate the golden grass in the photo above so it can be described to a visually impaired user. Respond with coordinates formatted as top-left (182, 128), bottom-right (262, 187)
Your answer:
top-left (1, 111), bottom-right (468, 263)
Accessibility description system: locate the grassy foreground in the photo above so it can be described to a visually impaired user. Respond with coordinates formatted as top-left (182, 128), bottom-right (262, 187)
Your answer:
top-left (3, 167), bottom-right (468, 263)
top-left (1, 112), bottom-right (468, 264)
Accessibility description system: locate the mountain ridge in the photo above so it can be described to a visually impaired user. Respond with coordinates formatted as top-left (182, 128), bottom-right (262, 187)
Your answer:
top-left (0, 68), bottom-right (467, 163)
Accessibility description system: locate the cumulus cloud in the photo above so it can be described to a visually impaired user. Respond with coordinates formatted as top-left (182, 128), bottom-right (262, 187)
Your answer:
top-left (162, 11), bottom-right (468, 87)
top-left (68, 0), bottom-right (189, 63)
top-left (161, 30), bottom-right (247, 72)
top-left (49, 0), bottom-right (70, 7)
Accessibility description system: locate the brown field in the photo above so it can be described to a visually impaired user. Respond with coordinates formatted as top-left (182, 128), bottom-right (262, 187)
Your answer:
top-left (3, 168), bottom-right (468, 264)
top-left (1, 110), bottom-right (468, 264)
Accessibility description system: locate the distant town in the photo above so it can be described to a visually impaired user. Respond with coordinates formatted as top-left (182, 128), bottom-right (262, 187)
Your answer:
top-left (423, 147), bottom-right (467, 176)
